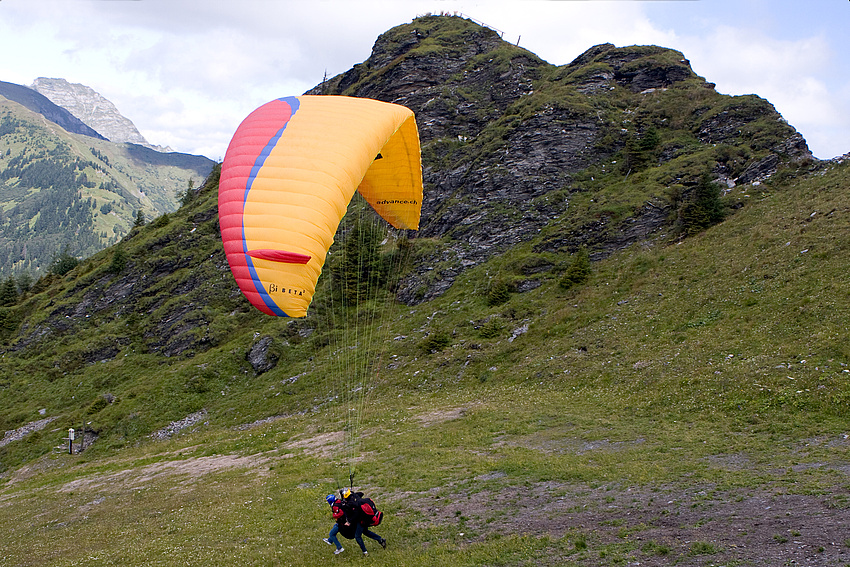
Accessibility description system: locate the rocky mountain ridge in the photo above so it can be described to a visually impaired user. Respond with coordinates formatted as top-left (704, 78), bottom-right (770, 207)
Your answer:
top-left (0, 80), bottom-right (105, 140)
top-left (2, 14), bottom-right (819, 333)
top-left (312, 17), bottom-right (812, 301)
top-left (31, 77), bottom-right (172, 152)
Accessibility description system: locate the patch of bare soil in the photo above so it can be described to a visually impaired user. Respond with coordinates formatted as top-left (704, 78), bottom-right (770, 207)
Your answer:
top-left (416, 407), bottom-right (470, 427)
top-left (282, 431), bottom-right (345, 459)
top-left (394, 410), bottom-right (850, 564)
top-left (57, 453), bottom-right (273, 493)
top-left (403, 480), bottom-right (850, 566)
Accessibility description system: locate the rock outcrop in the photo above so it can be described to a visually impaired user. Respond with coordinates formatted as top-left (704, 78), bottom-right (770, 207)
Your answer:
top-left (313, 16), bottom-right (812, 302)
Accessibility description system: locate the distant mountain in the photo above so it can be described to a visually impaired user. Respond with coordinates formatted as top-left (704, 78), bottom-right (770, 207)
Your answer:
top-left (0, 85), bottom-right (215, 278)
top-left (31, 77), bottom-right (172, 152)
top-left (0, 80), bottom-right (105, 139)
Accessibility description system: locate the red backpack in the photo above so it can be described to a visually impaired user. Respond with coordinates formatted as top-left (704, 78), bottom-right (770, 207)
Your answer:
top-left (358, 497), bottom-right (383, 527)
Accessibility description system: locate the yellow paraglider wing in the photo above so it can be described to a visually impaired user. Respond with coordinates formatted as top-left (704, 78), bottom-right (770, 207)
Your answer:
top-left (219, 95), bottom-right (423, 317)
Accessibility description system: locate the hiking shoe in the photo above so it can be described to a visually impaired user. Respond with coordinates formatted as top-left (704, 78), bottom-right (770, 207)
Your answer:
top-left (323, 538), bottom-right (333, 546)
top-left (334, 547), bottom-right (344, 555)
top-left (379, 538), bottom-right (387, 549)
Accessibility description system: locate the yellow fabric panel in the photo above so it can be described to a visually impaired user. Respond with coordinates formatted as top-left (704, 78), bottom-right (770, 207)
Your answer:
top-left (358, 113), bottom-right (423, 229)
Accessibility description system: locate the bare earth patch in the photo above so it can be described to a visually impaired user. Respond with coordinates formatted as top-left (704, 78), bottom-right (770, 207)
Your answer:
top-left (416, 406), bottom-right (471, 426)
top-left (282, 430), bottom-right (345, 459)
top-left (58, 453), bottom-right (273, 493)
top-left (398, 479), bottom-right (850, 566)
top-left (394, 421), bottom-right (850, 565)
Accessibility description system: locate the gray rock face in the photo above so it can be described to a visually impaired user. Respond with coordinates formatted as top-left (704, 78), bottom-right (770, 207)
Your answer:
top-left (0, 80), bottom-right (105, 139)
top-left (31, 77), bottom-right (166, 150)
top-left (247, 336), bottom-right (279, 374)
top-left (313, 18), bottom-right (812, 304)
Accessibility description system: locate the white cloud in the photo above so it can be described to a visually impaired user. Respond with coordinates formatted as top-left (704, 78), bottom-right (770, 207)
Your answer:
top-left (457, 2), bottom-right (677, 65)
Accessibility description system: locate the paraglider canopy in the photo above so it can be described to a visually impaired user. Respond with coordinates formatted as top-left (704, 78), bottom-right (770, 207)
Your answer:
top-left (218, 95), bottom-right (423, 317)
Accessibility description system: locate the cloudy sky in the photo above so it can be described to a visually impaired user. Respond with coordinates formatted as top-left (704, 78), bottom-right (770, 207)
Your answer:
top-left (1, 0), bottom-right (847, 160)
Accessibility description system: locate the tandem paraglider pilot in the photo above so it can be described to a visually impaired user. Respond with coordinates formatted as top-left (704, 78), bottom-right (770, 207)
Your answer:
top-left (323, 490), bottom-right (386, 556)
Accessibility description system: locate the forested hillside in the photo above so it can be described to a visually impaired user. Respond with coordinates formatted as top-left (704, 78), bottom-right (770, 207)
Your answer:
top-left (0, 96), bottom-right (213, 281)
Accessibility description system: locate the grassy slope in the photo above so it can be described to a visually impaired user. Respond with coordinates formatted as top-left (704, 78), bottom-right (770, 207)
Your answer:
top-left (0, 156), bottom-right (848, 566)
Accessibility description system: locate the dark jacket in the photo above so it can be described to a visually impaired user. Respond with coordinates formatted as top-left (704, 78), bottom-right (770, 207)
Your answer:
top-left (331, 498), bottom-right (357, 539)
top-left (346, 492), bottom-right (380, 527)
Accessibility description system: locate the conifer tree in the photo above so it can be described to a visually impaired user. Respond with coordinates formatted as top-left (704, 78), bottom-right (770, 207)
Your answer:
top-left (680, 172), bottom-right (725, 235)
top-left (15, 272), bottom-right (33, 294)
top-left (340, 218), bottom-right (384, 303)
top-left (623, 127), bottom-right (660, 173)
top-left (559, 247), bottom-right (591, 291)
top-left (49, 248), bottom-right (79, 276)
top-left (0, 276), bottom-right (18, 306)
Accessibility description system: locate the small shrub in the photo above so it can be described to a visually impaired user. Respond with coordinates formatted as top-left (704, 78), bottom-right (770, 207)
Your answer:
top-left (49, 249), bottom-right (79, 276)
top-left (572, 534), bottom-right (588, 551)
top-left (421, 329), bottom-right (451, 353)
top-left (30, 273), bottom-right (59, 294)
top-left (86, 396), bottom-right (110, 415)
top-left (688, 541), bottom-right (720, 555)
top-left (559, 247), bottom-right (591, 290)
top-left (185, 369), bottom-right (218, 394)
top-left (486, 279), bottom-right (512, 306)
top-left (679, 172), bottom-right (725, 235)
top-left (150, 213), bottom-right (170, 229)
top-left (107, 249), bottom-right (128, 274)
top-left (642, 541), bottom-right (670, 555)
top-left (479, 318), bottom-right (504, 339)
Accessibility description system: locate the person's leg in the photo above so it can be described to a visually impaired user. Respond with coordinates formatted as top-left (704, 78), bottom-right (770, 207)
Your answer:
top-left (364, 528), bottom-right (387, 548)
top-left (354, 523), bottom-right (368, 552)
top-left (326, 523), bottom-right (343, 550)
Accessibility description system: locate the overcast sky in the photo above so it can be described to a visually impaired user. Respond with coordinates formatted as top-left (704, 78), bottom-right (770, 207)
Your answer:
top-left (1, 0), bottom-right (847, 160)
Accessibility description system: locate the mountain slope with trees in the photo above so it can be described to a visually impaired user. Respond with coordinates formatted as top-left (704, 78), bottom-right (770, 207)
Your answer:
top-left (0, 91), bottom-right (214, 280)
